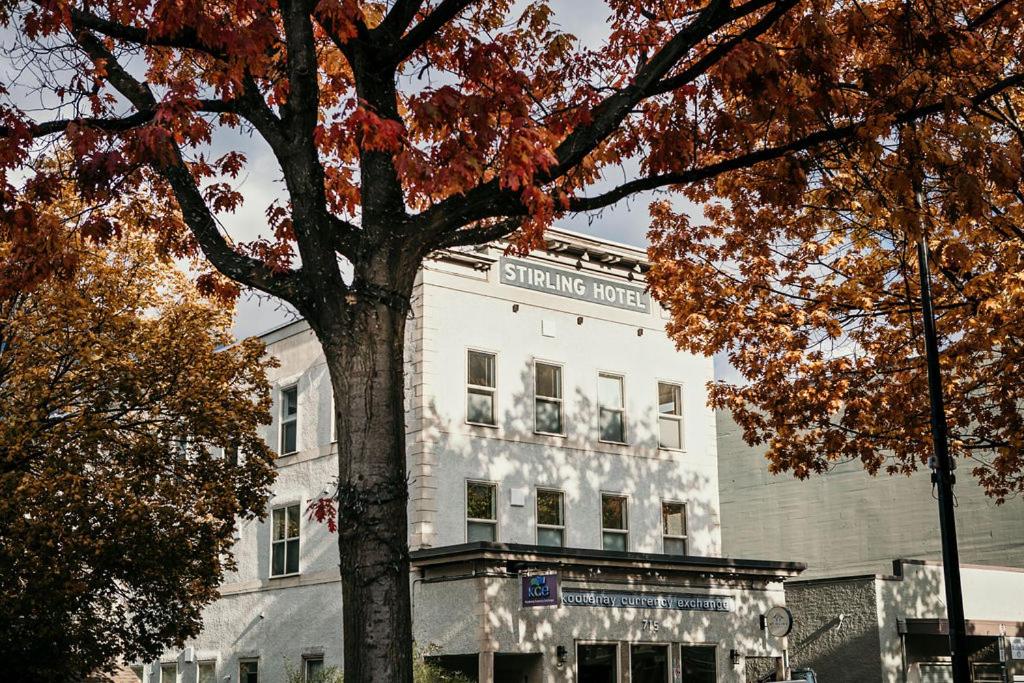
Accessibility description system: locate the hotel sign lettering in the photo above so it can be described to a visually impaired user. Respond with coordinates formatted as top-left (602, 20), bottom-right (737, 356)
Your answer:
top-left (561, 588), bottom-right (734, 612)
top-left (500, 258), bottom-right (650, 313)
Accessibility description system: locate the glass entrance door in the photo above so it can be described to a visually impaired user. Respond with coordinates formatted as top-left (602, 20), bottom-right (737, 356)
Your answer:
top-left (577, 643), bottom-right (617, 683)
top-left (630, 644), bottom-right (669, 683)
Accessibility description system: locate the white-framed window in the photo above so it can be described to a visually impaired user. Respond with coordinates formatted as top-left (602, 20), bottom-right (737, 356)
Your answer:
top-left (658, 382), bottom-right (683, 450)
top-left (536, 488), bottom-right (565, 547)
top-left (662, 501), bottom-right (688, 555)
top-left (160, 663), bottom-right (177, 683)
top-left (601, 493), bottom-right (628, 552)
top-left (466, 350), bottom-right (497, 426)
top-left (239, 659), bottom-right (259, 683)
top-left (534, 361), bottom-right (564, 435)
top-left (466, 481), bottom-right (497, 542)
top-left (271, 503), bottom-right (300, 576)
top-left (197, 662), bottom-right (216, 683)
top-left (598, 373), bottom-right (626, 443)
top-left (304, 657), bottom-right (325, 682)
top-left (280, 385), bottom-right (298, 454)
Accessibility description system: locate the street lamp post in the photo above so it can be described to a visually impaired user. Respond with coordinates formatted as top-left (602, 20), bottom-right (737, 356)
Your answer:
top-left (915, 227), bottom-right (971, 682)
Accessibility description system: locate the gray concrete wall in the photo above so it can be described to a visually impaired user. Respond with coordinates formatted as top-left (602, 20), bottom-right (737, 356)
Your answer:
top-left (717, 411), bottom-right (1024, 578)
top-left (785, 577), bottom-right (883, 682)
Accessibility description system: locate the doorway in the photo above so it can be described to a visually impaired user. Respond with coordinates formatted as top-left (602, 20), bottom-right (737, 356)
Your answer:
top-left (577, 643), bottom-right (617, 683)
top-left (630, 644), bottom-right (669, 683)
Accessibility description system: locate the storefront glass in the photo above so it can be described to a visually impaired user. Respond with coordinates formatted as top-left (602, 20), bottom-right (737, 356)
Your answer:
top-left (578, 643), bottom-right (617, 683)
top-left (680, 645), bottom-right (716, 682)
top-left (630, 644), bottom-right (669, 683)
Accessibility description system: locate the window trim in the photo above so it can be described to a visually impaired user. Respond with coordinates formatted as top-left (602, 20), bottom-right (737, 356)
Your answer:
top-left (533, 359), bottom-right (565, 437)
top-left (269, 502), bottom-right (301, 578)
top-left (159, 663), bottom-right (177, 683)
top-left (657, 380), bottom-right (685, 451)
top-left (661, 499), bottom-right (688, 556)
top-left (600, 492), bottom-right (629, 551)
top-left (597, 371), bottom-right (627, 445)
top-left (238, 658), bottom-right (260, 683)
top-left (465, 348), bottom-right (499, 428)
top-left (465, 479), bottom-right (498, 543)
top-left (535, 487), bottom-right (566, 547)
top-left (279, 384), bottom-right (299, 455)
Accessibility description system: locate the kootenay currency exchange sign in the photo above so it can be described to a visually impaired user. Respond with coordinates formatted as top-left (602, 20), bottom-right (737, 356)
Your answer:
top-left (499, 258), bottom-right (650, 313)
top-left (560, 588), bottom-right (734, 612)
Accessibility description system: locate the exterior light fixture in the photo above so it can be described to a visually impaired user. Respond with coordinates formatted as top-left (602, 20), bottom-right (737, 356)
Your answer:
top-left (556, 645), bottom-right (568, 667)
top-left (730, 649), bottom-right (742, 667)
top-left (637, 328), bottom-right (644, 337)
top-left (512, 304), bottom-right (519, 313)
top-left (576, 316), bottom-right (583, 325)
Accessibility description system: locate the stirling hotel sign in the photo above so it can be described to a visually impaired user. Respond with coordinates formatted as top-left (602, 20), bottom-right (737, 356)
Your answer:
top-left (500, 258), bottom-right (650, 313)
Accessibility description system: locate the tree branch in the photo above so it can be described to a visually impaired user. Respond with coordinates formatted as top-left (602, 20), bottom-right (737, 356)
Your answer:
top-left (392, 0), bottom-right (476, 63)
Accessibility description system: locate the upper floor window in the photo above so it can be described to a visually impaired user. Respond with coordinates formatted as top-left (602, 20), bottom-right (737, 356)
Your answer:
top-left (598, 373), bottom-right (626, 443)
top-left (601, 493), bottom-right (628, 552)
top-left (662, 501), bottom-right (688, 555)
top-left (271, 504), bottom-right (300, 576)
top-left (658, 382), bottom-right (683, 450)
top-left (280, 385), bottom-right (298, 454)
top-left (239, 660), bottom-right (259, 683)
top-left (534, 362), bottom-right (563, 435)
top-left (467, 350), bottom-right (497, 426)
top-left (198, 662), bottom-right (216, 683)
top-left (466, 481), bottom-right (497, 542)
top-left (536, 489), bottom-right (565, 547)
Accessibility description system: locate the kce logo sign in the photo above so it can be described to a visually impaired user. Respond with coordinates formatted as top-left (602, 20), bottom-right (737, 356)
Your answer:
top-left (521, 573), bottom-right (559, 607)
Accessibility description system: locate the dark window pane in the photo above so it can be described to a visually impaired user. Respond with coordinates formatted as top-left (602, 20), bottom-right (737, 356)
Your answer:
top-left (281, 421), bottom-right (297, 453)
top-left (305, 659), bottom-right (324, 682)
top-left (602, 531), bottom-right (627, 552)
top-left (535, 399), bottom-right (562, 433)
top-left (283, 387), bottom-right (298, 417)
top-left (535, 363), bottom-right (561, 398)
top-left (578, 644), bottom-right (617, 683)
top-left (467, 483), bottom-right (495, 520)
top-left (286, 505), bottom-right (300, 538)
top-left (600, 409), bottom-right (625, 442)
top-left (467, 389), bottom-right (495, 425)
top-left (272, 543), bottom-right (285, 576)
top-left (662, 502), bottom-right (686, 536)
top-left (664, 537), bottom-right (687, 555)
top-left (286, 538), bottom-right (300, 574)
top-left (536, 490), bottom-right (562, 526)
top-left (658, 383), bottom-right (681, 415)
top-left (601, 495), bottom-right (626, 529)
top-left (240, 661), bottom-right (259, 683)
top-left (467, 521), bottom-right (496, 542)
top-left (537, 527), bottom-right (563, 547)
top-left (679, 645), bottom-right (717, 683)
top-left (630, 644), bottom-right (669, 683)
top-left (273, 508), bottom-right (285, 541)
top-left (468, 351), bottom-right (495, 387)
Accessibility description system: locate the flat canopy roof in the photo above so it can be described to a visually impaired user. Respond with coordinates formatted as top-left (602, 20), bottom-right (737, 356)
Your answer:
top-left (410, 542), bottom-right (806, 580)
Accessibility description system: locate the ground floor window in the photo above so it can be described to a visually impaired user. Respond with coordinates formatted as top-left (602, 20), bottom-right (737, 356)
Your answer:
top-left (577, 643), bottom-right (617, 683)
top-left (239, 659), bottom-right (259, 683)
top-left (630, 644), bottom-right (669, 683)
top-left (304, 657), bottom-right (325, 681)
top-left (679, 645), bottom-right (716, 682)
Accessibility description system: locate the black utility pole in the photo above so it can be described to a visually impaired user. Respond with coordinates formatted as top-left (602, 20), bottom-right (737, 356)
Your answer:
top-left (915, 223), bottom-right (971, 682)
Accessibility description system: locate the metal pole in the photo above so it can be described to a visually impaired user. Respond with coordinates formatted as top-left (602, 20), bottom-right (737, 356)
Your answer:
top-left (915, 228), bottom-right (971, 682)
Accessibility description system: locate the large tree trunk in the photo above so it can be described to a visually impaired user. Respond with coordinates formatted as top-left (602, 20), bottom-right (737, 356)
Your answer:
top-left (314, 281), bottom-right (414, 682)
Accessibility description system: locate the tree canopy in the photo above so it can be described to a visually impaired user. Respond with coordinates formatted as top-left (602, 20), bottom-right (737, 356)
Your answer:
top-left (0, 184), bottom-right (276, 681)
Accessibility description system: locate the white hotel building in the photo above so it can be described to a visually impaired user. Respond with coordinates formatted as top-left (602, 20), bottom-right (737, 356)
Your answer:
top-left (136, 229), bottom-right (803, 683)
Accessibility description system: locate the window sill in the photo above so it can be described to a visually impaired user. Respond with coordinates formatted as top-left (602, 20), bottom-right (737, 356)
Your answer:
top-left (657, 446), bottom-right (685, 453)
top-left (466, 420), bottom-right (499, 429)
top-left (533, 430), bottom-right (566, 438)
top-left (269, 572), bottom-right (301, 580)
top-left (599, 439), bottom-right (629, 446)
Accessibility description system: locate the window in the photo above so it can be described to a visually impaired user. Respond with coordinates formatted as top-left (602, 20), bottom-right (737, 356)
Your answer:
top-left (534, 362), bottom-right (563, 434)
top-left (280, 385), bottom-right (298, 454)
top-left (658, 382), bottom-right (683, 450)
top-left (197, 663), bottom-right (216, 683)
top-left (304, 657), bottom-right (324, 682)
top-left (467, 350), bottom-right (497, 426)
top-left (536, 489), bottom-right (564, 547)
top-left (466, 481), bottom-right (497, 541)
top-left (160, 664), bottom-right (176, 683)
top-left (679, 645), bottom-right (717, 683)
top-left (598, 373), bottom-right (626, 443)
top-left (239, 660), bottom-right (259, 683)
top-left (577, 644), bottom-right (618, 681)
top-left (601, 494), bottom-right (628, 551)
top-left (271, 504), bottom-right (300, 576)
top-left (662, 501), bottom-right (688, 555)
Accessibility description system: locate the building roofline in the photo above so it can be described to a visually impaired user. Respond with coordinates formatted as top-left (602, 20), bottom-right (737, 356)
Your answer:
top-left (409, 542), bottom-right (806, 578)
